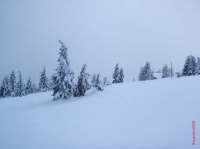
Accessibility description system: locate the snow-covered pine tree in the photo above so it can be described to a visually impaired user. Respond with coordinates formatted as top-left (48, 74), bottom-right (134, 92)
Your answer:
top-left (0, 77), bottom-right (7, 98)
top-left (140, 62), bottom-right (152, 81)
top-left (182, 55), bottom-right (196, 76)
top-left (195, 57), bottom-right (200, 75)
top-left (112, 64), bottom-right (120, 84)
top-left (25, 77), bottom-right (33, 94)
top-left (95, 74), bottom-right (103, 91)
top-left (119, 68), bottom-right (124, 83)
top-left (9, 70), bottom-right (17, 97)
top-left (103, 77), bottom-right (107, 87)
top-left (52, 40), bottom-right (74, 100)
top-left (39, 66), bottom-right (49, 92)
top-left (162, 64), bottom-right (170, 78)
top-left (138, 67), bottom-right (144, 81)
top-left (16, 72), bottom-right (26, 96)
top-left (74, 64), bottom-right (91, 97)
top-left (5, 76), bottom-right (11, 97)
top-left (91, 74), bottom-right (96, 87)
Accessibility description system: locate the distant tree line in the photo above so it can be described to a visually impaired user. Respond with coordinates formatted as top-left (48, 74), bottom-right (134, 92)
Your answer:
top-left (1, 40), bottom-right (199, 100)
top-left (138, 55), bottom-right (200, 81)
top-left (0, 66), bottom-right (52, 98)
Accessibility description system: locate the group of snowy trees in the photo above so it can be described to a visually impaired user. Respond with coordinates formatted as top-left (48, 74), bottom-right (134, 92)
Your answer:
top-left (138, 55), bottom-right (200, 81)
top-left (112, 64), bottom-right (124, 83)
top-left (138, 62), bottom-right (155, 81)
top-left (0, 71), bottom-right (34, 98)
top-left (0, 67), bottom-right (51, 98)
top-left (52, 40), bottom-right (107, 100)
top-left (174, 55), bottom-right (200, 78)
top-left (182, 55), bottom-right (200, 76)
top-left (139, 62), bottom-right (174, 80)
top-left (5, 42), bottom-right (199, 100)
top-left (91, 74), bottom-right (106, 91)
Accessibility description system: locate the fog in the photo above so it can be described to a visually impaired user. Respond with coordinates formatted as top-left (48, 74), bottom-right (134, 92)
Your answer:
top-left (0, 0), bottom-right (200, 85)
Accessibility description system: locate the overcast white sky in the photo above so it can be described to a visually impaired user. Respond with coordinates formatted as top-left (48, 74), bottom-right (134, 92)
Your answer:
top-left (0, 0), bottom-right (200, 85)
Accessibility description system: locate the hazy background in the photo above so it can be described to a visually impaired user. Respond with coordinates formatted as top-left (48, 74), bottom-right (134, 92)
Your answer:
top-left (0, 0), bottom-right (200, 85)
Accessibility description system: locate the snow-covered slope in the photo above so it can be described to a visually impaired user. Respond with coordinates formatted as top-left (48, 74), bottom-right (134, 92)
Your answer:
top-left (0, 76), bottom-right (199, 149)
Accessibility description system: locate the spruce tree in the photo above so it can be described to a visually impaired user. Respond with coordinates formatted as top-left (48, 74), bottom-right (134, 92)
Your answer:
top-left (182, 55), bottom-right (196, 76)
top-left (16, 72), bottom-right (25, 97)
top-left (75, 64), bottom-right (91, 97)
top-left (112, 64), bottom-right (120, 84)
top-left (138, 67), bottom-right (144, 81)
top-left (5, 76), bottom-right (11, 97)
top-left (39, 66), bottom-right (49, 92)
top-left (195, 57), bottom-right (200, 75)
top-left (52, 40), bottom-right (74, 100)
top-left (95, 74), bottom-right (103, 91)
top-left (25, 77), bottom-right (33, 94)
top-left (0, 77), bottom-right (7, 98)
top-left (91, 74), bottom-right (96, 87)
top-left (162, 64), bottom-right (170, 78)
top-left (140, 62), bottom-right (153, 81)
top-left (119, 68), bottom-right (124, 83)
top-left (9, 70), bottom-right (17, 96)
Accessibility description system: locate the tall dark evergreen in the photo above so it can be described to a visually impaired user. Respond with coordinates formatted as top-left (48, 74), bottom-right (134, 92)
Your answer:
top-left (0, 77), bottom-right (7, 98)
top-left (5, 76), bottom-right (11, 97)
top-left (119, 68), bottom-right (124, 83)
top-left (182, 55), bottom-right (196, 76)
top-left (162, 64), bottom-right (170, 78)
top-left (139, 62), bottom-right (153, 81)
top-left (195, 57), bottom-right (200, 75)
top-left (74, 64), bottom-right (91, 97)
top-left (112, 64), bottom-right (120, 84)
top-left (9, 70), bottom-right (17, 96)
top-left (95, 74), bottom-right (103, 91)
top-left (91, 74), bottom-right (96, 87)
top-left (39, 66), bottom-right (49, 92)
top-left (25, 77), bottom-right (33, 94)
top-left (52, 40), bottom-right (74, 100)
top-left (16, 72), bottom-right (25, 96)
top-left (138, 67), bottom-right (144, 81)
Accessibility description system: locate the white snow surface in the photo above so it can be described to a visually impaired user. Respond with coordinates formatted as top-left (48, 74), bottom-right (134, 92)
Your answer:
top-left (0, 76), bottom-right (199, 149)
